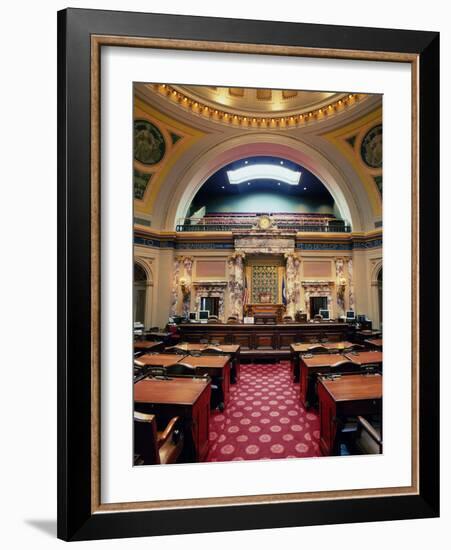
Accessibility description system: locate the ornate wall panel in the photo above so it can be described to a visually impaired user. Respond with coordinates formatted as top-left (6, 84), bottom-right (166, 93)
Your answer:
top-left (251, 265), bottom-right (279, 304)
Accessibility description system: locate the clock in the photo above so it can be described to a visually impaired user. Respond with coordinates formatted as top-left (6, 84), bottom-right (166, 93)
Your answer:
top-left (257, 215), bottom-right (273, 230)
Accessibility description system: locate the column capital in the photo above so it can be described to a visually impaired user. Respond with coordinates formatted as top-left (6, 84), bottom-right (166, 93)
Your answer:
top-left (284, 251), bottom-right (299, 261)
top-left (231, 251), bottom-right (246, 260)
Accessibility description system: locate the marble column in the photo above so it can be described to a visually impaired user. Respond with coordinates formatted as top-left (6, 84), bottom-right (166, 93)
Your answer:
top-left (181, 256), bottom-right (193, 317)
top-left (284, 253), bottom-right (299, 318)
top-left (304, 288), bottom-right (310, 319)
top-left (170, 256), bottom-right (182, 316)
top-left (335, 258), bottom-right (346, 317)
top-left (347, 258), bottom-right (355, 311)
top-left (293, 255), bottom-right (302, 314)
top-left (228, 253), bottom-right (245, 319)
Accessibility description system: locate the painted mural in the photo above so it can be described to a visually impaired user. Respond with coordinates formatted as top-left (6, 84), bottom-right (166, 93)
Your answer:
top-left (133, 170), bottom-right (152, 200)
top-left (134, 120), bottom-right (166, 165)
top-left (361, 124), bottom-right (382, 169)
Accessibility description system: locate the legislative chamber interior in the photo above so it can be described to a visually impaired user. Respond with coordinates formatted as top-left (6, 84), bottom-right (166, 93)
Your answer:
top-left (133, 84), bottom-right (383, 465)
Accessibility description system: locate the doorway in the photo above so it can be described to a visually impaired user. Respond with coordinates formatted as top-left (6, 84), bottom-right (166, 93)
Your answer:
top-left (309, 296), bottom-right (327, 318)
top-left (200, 296), bottom-right (220, 317)
top-left (377, 267), bottom-right (383, 328)
top-left (134, 263), bottom-right (147, 325)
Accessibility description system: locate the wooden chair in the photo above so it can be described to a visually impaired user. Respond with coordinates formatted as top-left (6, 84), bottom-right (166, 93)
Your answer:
top-left (134, 412), bottom-right (184, 465)
top-left (164, 346), bottom-right (187, 355)
top-left (134, 364), bottom-right (150, 383)
top-left (330, 360), bottom-right (361, 374)
top-left (146, 366), bottom-right (166, 378)
top-left (353, 416), bottom-right (383, 454)
top-left (207, 315), bottom-right (220, 324)
top-left (307, 345), bottom-right (329, 354)
top-left (227, 316), bottom-right (239, 324)
top-left (343, 344), bottom-right (365, 353)
top-left (335, 414), bottom-right (382, 456)
top-left (361, 362), bottom-right (382, 374)
top-left (199, 346), bottom-right (225, 356)
top-left (164, 362), bottom-right (197, 376)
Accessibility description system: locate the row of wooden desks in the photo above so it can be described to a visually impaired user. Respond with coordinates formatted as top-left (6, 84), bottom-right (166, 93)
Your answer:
top-left (299, 350), bottom-right (383, 408)
top-left (134, 377), bottom-right (211, 462)
top-left (166, 343), bottom-right (241, 382)
top-left (291, 341), bottom-right (354, 382)
top-left (365, 338), bottom-right (383, 349)
top-left (135, 353), bottom-right (232, 407)
top-left (134, 340), bottom-right (163, 352)
top-left (317, 373), bottom-right (382, 455)
top-left (134, 345), bottom-right (242, 462)
top-left (291, 341), bottom-right (355, 353)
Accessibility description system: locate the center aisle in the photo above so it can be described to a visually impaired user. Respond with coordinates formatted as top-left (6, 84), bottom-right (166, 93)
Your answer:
top-left (206, 361), bottom-right (321, 462)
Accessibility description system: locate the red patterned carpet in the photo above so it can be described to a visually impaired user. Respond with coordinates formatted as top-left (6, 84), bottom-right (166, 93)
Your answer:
top-left (206, 361), bottom-right (321, 462)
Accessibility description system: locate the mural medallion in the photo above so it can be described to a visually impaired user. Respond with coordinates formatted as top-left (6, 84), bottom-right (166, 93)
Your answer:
top-left (134, 119), bottom-right (165, 165)
top-left (360, 124), bottom-right (382, 168)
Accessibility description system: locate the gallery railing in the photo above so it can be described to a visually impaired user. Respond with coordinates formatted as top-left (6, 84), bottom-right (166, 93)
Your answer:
top-left (175, 218), bottom-right (351, 233)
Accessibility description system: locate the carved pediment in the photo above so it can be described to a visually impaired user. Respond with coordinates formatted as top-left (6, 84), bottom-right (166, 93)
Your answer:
top-left (234, 235), bottom-right (295, 254)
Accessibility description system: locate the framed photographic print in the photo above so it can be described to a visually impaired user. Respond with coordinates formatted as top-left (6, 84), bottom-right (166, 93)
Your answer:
top-left (57, 8), bottom-right (439, 541)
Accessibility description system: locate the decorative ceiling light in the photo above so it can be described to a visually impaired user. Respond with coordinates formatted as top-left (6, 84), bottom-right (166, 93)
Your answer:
top-left (227, 164), bottom-right (302, 185)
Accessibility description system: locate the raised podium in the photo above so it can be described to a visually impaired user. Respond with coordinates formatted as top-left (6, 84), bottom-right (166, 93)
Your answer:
top-left (244, 303), bottom-right (285, 324)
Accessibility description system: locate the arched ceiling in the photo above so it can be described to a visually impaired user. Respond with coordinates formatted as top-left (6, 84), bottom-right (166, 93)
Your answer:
top-left (173, 85), bottom-right (347, 116)
top-left (133, 83), bottom-right (382, 232)
top-left (146, 83), bottom-right (368, 129)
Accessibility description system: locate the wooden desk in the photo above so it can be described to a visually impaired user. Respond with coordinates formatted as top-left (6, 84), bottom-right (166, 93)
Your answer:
top-left (168, 343), bottom-right (241, 383)
top-left (345, 350), bottom-right (383, 367)
top-left (354, 330), bottom-right (382, 344)
top-left (291, 342), bottom-right (354, 382)
top-left (144, 331), bottom-right (179, 346)
top-left (135, 354), bottom-right (185, 367)
top-left (178, 355), bottom-right (231, 408)
top-left (134, 340), bottom-right (163, 351)
top-left (299, 353), bottom-right (346, 408)
top-left (146, 331), bottom-right (171, 339)
top-left (317, 374), bottom-right (382, 455)
top-left (364, 338), bottom-right (383, 349)
top-left (178, 322), bottom-right (354, 360)
top-left (244, 303), bottom-right (285, 323)
top-left (134, 377), bottom-right (211, 462)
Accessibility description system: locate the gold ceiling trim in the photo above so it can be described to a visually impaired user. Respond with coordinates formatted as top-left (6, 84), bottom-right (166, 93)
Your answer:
top-left (150, 83), bottom-right (368, 129)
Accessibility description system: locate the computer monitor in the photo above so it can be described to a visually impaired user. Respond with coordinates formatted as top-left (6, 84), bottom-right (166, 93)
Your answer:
top-left (188, 312), bottom-right (197, 321)
top-left (346, 310), bottom-right (356, 321)
top-left (357, 314), bottom-right (366, 323)
top-left (198, 310), bottom-right (209, 322)
top-left (319, 309), bottom-right (330, 320)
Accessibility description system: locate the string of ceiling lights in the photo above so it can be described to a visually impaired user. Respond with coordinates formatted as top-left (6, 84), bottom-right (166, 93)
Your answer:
top-left (151, 84), bottom-right (366, 128)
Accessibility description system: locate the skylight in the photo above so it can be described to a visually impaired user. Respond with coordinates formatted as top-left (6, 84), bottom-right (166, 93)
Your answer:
top-left (226, 164), bottom-right (302, 185)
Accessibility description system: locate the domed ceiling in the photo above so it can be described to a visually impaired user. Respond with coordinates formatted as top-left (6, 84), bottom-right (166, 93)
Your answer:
top-left (172, 85), bottom-right (347, 117)
top-left (146, 83), bottom-right (368, 129)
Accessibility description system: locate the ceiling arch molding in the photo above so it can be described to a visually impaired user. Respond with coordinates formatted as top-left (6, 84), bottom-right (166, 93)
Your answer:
top-left (160, 133), bottom-right (373, 232)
